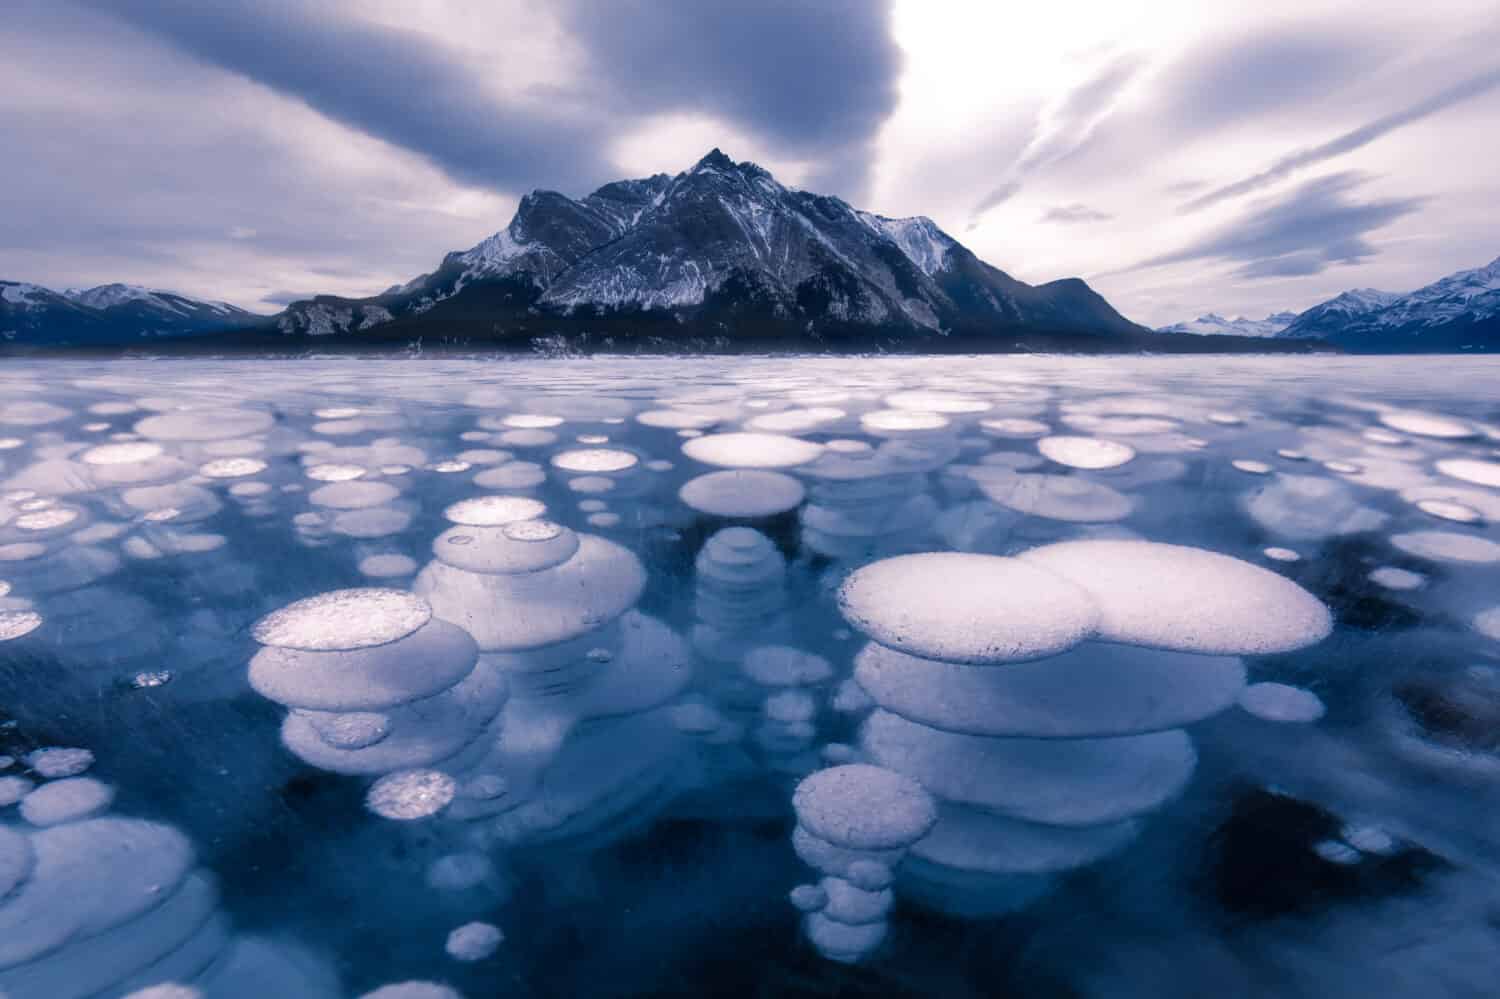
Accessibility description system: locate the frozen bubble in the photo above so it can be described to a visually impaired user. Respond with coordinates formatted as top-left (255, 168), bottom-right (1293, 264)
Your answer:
top-left (1401, 483), bottom-right (1500, 521)
top-left (199, 457), bottom-right (267, 479)
top-left (473, 461), bottom-right (547, 489)
top-left (1473, 606), bottom-right (1500, 640)
top-left (980, 418), bottom-right (1050, 438)
top-left (551, 448), bottom-right (639, 473)
top-left (861, 409), bottom-right (950, 436)
top-left (1378, 410), bottom-right (1473, 439)
top-left (332, 507), bottom-right (413, 539)
top-left (1243, 474), bottom-right (1387, 541)
top-left (1263, 547), bottom-right (1300, 562)
top-left (766, 690), bottom-right (817, 724)
top-left (0, 775), bottom-right (35, 806)
top-left (444, 495), bottom-right (546, 526)
top-left (567, 475), bottom-right (615, 494)
top-left (15, 507), bottom-right (80, 531)
top-left (575, 434), bottom-right (609, 444)
top-left (793, 764), bottom-right (937, 849)
top-left (855, 640), bottom-right (1245, 738)
top-left (789, 884), bottom-right (828, 912)
top-left (587, 512), bottom-right (621, 528)
top-left (253, 588), bottom-right (432, 651)
top-left (1417, 498), bottom-right (1483, 523)
top-left (0, 401), bottom-right (71, 426)
top-left (1323, 460), bottom-right (1360, 474)
top-left (678, 469), bottom-right (806, 518)
top-left (503, 413), bottom-right (564, 428)
top-left (912, 802), bottom-right (1140, 875)
top-left (26, 746), bottom-right (94, 778)
top-left (838, 553), bottom-right (1098, 664)
top-left (1207, 412), bottom-right (1244, 426)
top-left (863, 710), bottom-right (1197, 826)
top-left (1313, 839), bottom-right (1362, 866)
top-left (429, 460), bottom-right (473, 473)
top-left (1277, 449), bottom-right (1308, 460)
top-left (80, 441), bottom-right (164, 465)
top-left (1370, 566), bottom-right (1425, 591)
top-left (305, 463), bottom-right (367, 482)
top-left (134, 407), bottom-right (273, 441)
top-left (1435, 458), bottom-right (1500, 488)
top-left (315, 406), bottom-right (363, 419)
top-left (455, 449), bottom-right (509, 465)
top-left (19, 776), bottom-right (114, 826)
top-left (743, 646), bottom-right (834, 687)
top-left (366, 769), bottom-right (456, 820)
top-left (1021, 540), bottom-right (1332, 655)
top-left (1341, 823), bottom-right (1398, 855)
top-left (459, 774), bottom-right (508, 800)
top-left (251, 617), bottom-right (477, 710)
top-left (129, 669), bottom-right (174, 689)
top-left (845, 860), bottom-right (894, 891)
top-left (427, 852), bottom-right (495, 892)
top-left (1232, 460), bottom-right (1272, 475)
top-left (304, 710), bottom-right (392, 749)
top-left (1238, 682), bottom-right (1326, 723)
top-left (975, 472), bottom-right (1134, 523)
top-left (228, 481), bottom-right (272, 498)
top-left (308, 480), bottom-right (400, 510)
top-left (886, 390), bottom-right (991, 414)
top-left (0, 581), bottom-right (9, 597)
top-left (358, 984), bottom-right (464, 999)
top-left (433, 520), bottom-right (579, 574)
top-left (445, 921), bottom-right (503, 962)
top-left (1037, 436), bottom-right (1135, 470)
top-left (0, 610), bottom-right (43, 642)
top-left (748, 407), bottom-right (845, 433)
top-left (1389, 530), bottom-right (1500, 564)
top-left (0, 543), bottom-right (46, 562)
top-left (359, 553), bottom-right (420, 578)
top-left (637, 408), bottom-right (724, 429)
top-left (682, 432), bottom-right (825, 469)
top-left (121, 986), bottom-right (204, 999)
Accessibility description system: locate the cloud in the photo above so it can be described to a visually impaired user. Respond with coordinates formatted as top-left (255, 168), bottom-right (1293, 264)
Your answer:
top-left (1041, 203), bottom-right (1113, 224)
top-left (557, 0), bottom-right (901, 199)
top-left (1181, 66), bottom-right (1500, 212)
top-left (969, 53), bottom-right (1145, 222)
top-left (1129, 171), bottom-right (1425, 279)
top-left (260, 290), bottom-right (311, 306)
top-left (74, 0), bottom-right (611, 196)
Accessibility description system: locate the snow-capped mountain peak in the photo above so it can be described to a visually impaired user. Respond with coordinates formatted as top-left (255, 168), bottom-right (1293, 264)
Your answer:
top-left (1155, 311), bottom-right (1296, 338)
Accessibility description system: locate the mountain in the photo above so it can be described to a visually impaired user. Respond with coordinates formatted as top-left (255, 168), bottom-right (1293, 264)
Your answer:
top-left (1, 281), bottom-right (262, 346)
top-left (1276, 258), bottom-right (1500, 351)
top-left (1156, 311), bottom-right (1298, 338)
top-left (268, 148), bottom-right (1156, 351)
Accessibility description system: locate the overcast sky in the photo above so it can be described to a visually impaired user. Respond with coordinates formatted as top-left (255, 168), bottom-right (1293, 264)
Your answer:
top-left (4, 0), bottom-right (1497, 326)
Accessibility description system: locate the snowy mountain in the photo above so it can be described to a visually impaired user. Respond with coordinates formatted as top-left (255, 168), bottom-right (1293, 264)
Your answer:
top-left (1276, 258), bottom-right (1500, 350)
top-left (273, 148), bottom-right (1146, 349)
top-left (1156, 312), bottom-right (1298, 338)
top-left (1, 280), bottom-right (260, 346)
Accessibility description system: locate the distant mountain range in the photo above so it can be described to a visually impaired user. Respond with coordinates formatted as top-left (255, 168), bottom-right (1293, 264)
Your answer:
top-left (0, 282), bottom-right (256, 346)
top-left (1157, 256), bottom-right (1500, 352)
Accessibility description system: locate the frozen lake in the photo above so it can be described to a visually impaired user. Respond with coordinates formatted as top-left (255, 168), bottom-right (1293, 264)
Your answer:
top-left (2, 354), bottom-right (1499, 998)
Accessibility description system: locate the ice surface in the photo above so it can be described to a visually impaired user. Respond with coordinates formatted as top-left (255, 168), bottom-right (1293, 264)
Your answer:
top-left (3, 355), bottom-right (1499, 995)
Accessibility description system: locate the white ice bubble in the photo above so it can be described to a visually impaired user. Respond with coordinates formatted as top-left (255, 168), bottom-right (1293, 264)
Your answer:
top-left (682, 432), bottom-right (825, 469)
top-left (980, 418), bottom-right (1050, 439)
top-left (25, 746), bottom-right (94, 778)
top-left (1313, 839), bottom-right (1362, 865)
top-left (133, 407), bottom-right (273, 442)
top-left (792, 764), bottom-right (937, 849)
top-left (444, 495), bottom-right (546, 526)
top-left (359, 553), bottom-right (419, 578)
top-left (198, 457), bottom-right (267, 479)
top-left (1232, 460), bottom-right (1272, 475)
top-left (1020, 540), bottom-right (1332, 655)
top-left (433, 520), bottom-right (580, 575)
top-left (79, 442), bottom-right (164, 466)
top-left (748, 408), bottom-right (846, 433)
top-left (973, 472), bottom-right (1134, 523)
top-left (445, 921), bottom-right (503, 962)
top-left (1378, 410), bottom-right (1474, 439)
top-left (1369, 566), bottom-right (1426, 590)
top-left (305, 463), bottom-right (367, 482)
top-left (0, 775), bottom-right (35, 806)
top-left (678, 469), bottom-right (806, 518)
top-left (886, 390), bottom-right (991, 414)
top-left (1473, 606), bottom-right (1500, 640)
top-left (1238, 682), bottom-right (1326, 723)
top-left (0, 610), bottom-right (43, 642)
top-left (837, 553), bottom-right (1099, 664)
top-left (1389, 530), bottom-right (1500, 564)
top-left (1036, 436), bottom-right (1135, 470)
top-left (18, 776), bottom-right (114, 826)
top-left (365, 769), bottom-right (457, 820)
top-left (308, 480), bottom-right (400, 510)
top-left (1263, 547), bottom-right (1300, 562)
top-left (252, 588), bottom-right (432, 652)
top-left (358, 984), bottom-right (464, 999)
top-left (1435, 458), bottom-right (1500, 488)
top-left (1416, 498), bottom-right (1484, 524)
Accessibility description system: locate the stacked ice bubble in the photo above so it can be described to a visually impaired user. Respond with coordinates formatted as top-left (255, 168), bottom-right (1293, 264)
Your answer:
top-left (411, 497), bottom-right (690, 847)
top-left (788, 764), bottom-right (936, 963)
top-left (690, 527), bottom-right (790, 696)
top-left (0, 752), bottom-right (336, 997)
top-left (249, 587), bottom-right (501, 802)
top-left (826, 542), bottom-right (1331, 923)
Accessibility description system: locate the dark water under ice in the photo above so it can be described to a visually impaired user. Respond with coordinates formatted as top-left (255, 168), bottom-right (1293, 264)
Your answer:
top-left (2, 355), bottom-right (1499, 998)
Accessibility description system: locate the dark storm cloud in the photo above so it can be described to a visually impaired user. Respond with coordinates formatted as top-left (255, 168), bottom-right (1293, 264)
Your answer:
top-left (74, 0), bottom-right (610, 195)
top-left (557, 0), bottom-right (901, 198)
top-left (1181, 66), bottom-right (1500, 213)
top-left (1130, 172), bottom-right (1425, 279)
top-left (1041, 203), bottom-right (1113, 224)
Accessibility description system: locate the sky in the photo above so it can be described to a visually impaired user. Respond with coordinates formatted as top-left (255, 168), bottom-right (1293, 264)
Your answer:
top-left (3, 0), bottom-right (1498, 327)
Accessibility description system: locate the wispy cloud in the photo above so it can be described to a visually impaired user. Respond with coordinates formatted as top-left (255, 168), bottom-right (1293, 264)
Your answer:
top-left (1126, 171), bottom-right (1425, 278)
top-left (1041, 203), bottom-right (1113, 224)
top-left (1180, 67), bottom-right (1500, 213)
